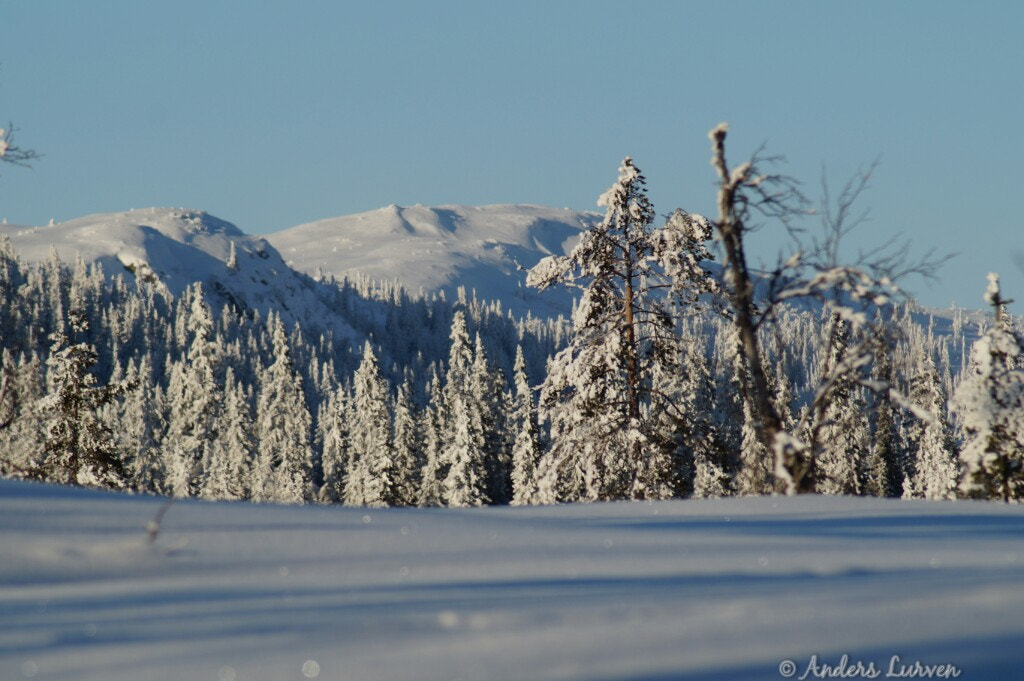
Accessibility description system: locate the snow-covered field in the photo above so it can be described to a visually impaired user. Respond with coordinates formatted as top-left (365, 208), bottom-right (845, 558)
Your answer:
top-left (2, 480), bottom-right (1023, 681)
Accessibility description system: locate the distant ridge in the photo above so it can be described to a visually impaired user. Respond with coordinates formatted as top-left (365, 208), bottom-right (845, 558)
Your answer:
top-left (265, 204), bottom-right (600, 317)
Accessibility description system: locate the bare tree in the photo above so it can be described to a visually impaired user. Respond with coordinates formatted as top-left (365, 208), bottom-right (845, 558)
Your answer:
top-left (0, 124), bottom-right (39, 170)
top-left (706, 123), bottom-right (945, 495)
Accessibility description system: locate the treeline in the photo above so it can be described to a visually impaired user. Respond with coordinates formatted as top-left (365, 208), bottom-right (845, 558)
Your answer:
top-left (0, 238), bottom-right (567, 503)
top-left (2, 231), bottom-right (1014, 505)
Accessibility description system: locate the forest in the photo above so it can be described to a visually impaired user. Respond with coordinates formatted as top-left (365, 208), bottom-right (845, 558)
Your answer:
top-left (1, 132), bottom-right (1022, 507)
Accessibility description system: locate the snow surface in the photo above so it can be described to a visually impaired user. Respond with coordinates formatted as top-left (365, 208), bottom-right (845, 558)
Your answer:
top-left (266, 204), bottom-right (598, 318)
top-left (2, 480), bottom-right (1023, 680)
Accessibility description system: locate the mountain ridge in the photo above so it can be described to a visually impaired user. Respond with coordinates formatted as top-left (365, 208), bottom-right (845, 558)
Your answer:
top-left (1, 204), bottom-right (600, 324)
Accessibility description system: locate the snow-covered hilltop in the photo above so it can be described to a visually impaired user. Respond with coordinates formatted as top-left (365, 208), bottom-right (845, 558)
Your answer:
top-left (3, 208), bottom-right (259, 296)
top-left (2, 204), bottom-right (598, 322)
top-left (266, 204), bottom-right (597, 317)
top-left (0, 208), bottom-right (363, 337)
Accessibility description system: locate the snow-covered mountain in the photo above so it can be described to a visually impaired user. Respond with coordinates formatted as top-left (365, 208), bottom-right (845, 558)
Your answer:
top-left (0, 208), bottom-right (358, 337)
top-left (2, 204), bottom-right (599, 326)
top-left (266, 204), bottom-right (598, 317)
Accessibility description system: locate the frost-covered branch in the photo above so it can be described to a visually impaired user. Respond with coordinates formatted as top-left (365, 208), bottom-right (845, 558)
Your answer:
top-left (0, 123), bottom-right (40, 169)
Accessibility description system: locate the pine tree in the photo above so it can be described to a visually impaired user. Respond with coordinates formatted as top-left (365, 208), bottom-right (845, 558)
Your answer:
top-left (953, 274), bottom-right (1024, 502)
top-left (528, 157), bottom-right (696, 502)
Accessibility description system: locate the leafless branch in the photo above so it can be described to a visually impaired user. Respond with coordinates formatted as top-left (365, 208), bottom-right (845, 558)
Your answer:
top-left (1, 123), bottom-right (41, 168)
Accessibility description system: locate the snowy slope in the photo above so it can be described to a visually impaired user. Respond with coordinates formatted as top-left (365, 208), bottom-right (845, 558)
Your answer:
top-left (2, 480), bottom-right (1023, 681)
top-left (266, 204), bottom-right (599, 317)
top-left (0, 209), bottom-right (357, 338)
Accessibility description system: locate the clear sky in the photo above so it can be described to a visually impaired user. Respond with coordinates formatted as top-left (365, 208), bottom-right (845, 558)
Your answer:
top-left (2, 1), bottom-right (1022, 309)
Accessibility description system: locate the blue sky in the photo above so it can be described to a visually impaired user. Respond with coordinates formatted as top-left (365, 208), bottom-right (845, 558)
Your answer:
top-left (2, 1), bottom-right (1022, 309)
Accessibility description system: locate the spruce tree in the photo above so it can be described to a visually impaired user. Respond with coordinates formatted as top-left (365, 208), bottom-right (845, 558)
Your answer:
top-left (417, 369), bottom-right (447, 507)
top-left (344, 342), bottom-right (396, 507)
top-left (117, 356), bottom-right (167, 494)
top-left (391, 377), bottom-right (423, 507)
top-left (953, 274), bottom-right (1024, 502)
top-left (440, 312), bottom-right (489, 507)
top-left (38, 312), bottom-right (127, 489)
top-left (900, 350), bottom-right (957, 500)
top-left (252, 315), bottom-right (314, 504)
top-left (201, 367), bottom-right (255, 500)
top-left (163, 285), bottom-right (222, 497)
top-left (869, 318), bottom-right (902, 497)
top-left (815, 315), bottom-right (869, 496)
top-left (471, 333), bottom-right (510, 504)
top-left (0, 351), bottom-right (45, 479)
top-left (317, 385), bottom-right (349, 503)
top-left (510, 346), bottom-right (542, 505)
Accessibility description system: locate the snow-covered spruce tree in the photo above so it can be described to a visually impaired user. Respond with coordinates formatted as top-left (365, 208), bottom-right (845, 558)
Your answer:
top-left (868, 315), bottom-right (903, 497)
top-left (38, 312), bottom-right (127, 489)
top-left (201, 367), bottom-right (255, 501)
top-left (664, 336), bottom-right (726, 497)
top-left (510, 345), bottom-right (542, 505)
top-left (417, 368), bottom-right (447, 507)
top-left (115, 356), bottom-right (167, 495)
top-left (814, 314), bottom-right (869, 495)
top-left (953, 274), bottom-right (1024, 502)
top-left (0, 350), bottom-right (45, 478)
top-left (472, 333), bottom-right (511, 504)
top-left (902, 350), bottom-right (957, 500)
top-left (527, 157), bottom-right (697, 502)
top-left (163, 285), bottom-right (223, 497)
top-left (317, 384), bottom-right (349, 503)
top-left (440, 311), bottom-right (490, 507)
top-left (391, 376), bottom-right (423, 507)
top-left (251, 314), bottom-right (314, 504)
top-left (344, 342), bottom-right (397, 507)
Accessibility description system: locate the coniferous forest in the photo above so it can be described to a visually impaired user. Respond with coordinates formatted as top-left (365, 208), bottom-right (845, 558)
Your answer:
top-left (2, 136), bottom-right (1022, 507)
